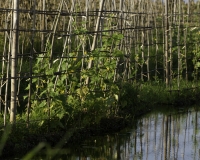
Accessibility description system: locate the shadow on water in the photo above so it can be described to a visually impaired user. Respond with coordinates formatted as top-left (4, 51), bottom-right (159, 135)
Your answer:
top-left (16, 106), bottom-right (200, 160)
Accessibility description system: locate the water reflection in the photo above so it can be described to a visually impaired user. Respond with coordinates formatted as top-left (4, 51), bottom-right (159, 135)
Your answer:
top-left (43, 108), bottom-right (200, 160)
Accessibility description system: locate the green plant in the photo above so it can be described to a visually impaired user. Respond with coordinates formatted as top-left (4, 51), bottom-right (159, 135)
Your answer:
top-left (191, 28), bottom-right (200, 80)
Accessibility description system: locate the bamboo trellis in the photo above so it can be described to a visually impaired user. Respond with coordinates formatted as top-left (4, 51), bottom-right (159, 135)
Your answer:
top-left (0, 0), bottom-right (200, 125)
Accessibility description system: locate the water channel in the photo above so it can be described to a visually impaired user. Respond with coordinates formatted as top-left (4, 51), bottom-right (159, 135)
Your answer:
top-left (22, 107), bottom-right (200, 159)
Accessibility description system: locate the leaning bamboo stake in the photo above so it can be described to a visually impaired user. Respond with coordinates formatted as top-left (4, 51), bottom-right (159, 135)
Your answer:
top-left (10, 0), bottom-right (19, 124)
top-left (4, 45), bottom-right (10, 126)
top-left (86, 0), bottom-right (105, 85)
top-left (3, 30), bottom-right (11, 126)
top-left (120, 0), bottom-right (129, 81)
top-left (47, 0), bottom-right (65, 124)
top-left (40, 0), bottom-right (46, 52)
top-left (53, 1), bottom-right (75, 90)
top-left (49, 0), bottom-right (64, 67)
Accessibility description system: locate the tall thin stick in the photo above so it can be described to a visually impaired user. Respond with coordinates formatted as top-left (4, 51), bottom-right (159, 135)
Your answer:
top-left (10, 0), bottom-right (19, 124)
top-left (177, 0), bottom-right (181, 89)
top-left (165, 0), bottom-right (169, 87)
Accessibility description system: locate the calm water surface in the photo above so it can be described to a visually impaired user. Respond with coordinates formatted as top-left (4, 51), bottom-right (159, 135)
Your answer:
top-left (32, 108), bottom-right (200, 160)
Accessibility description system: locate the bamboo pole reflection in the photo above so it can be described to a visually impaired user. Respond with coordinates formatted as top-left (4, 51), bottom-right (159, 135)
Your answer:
top-left (48, 108), bottom-right (200, 160)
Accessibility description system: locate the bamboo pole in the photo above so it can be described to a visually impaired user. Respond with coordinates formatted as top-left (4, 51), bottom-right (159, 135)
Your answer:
top-left (177, 0), bottom-right (181, 90)
top-left (10, 0), bottom-right (19, 124)
top-left (169, 10), bottom-right (173, 83)
top-left (184, 28), bottom-right (188, 81)
top-left (41, 0), bottom-right (45, 52)
top-left (183, 1), bottom-right (190, 82)
top-left (139, 1), bottom-right (144, 81)
top-left (49, 0), bottom-right (64, 66)
top-left (4, 33), bottom-right (11, 126)
top-left (165, 0), bottom-right (169, 86)
top-left (152, 1), bottom-right (159, 79)
top-left (135, 29), bottom-right (139, 82)
top-left (147, 25), bottom-right (150, 81)
top-left (53, 1), bottom-right (75, 91)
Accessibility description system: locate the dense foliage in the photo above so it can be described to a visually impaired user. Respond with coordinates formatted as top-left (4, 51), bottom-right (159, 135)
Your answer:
top-left (1, 0), bottom-right (200, 158)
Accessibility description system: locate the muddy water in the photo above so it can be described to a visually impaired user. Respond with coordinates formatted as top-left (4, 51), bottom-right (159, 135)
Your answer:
top-left (60, 108), bottom-right (200, 160)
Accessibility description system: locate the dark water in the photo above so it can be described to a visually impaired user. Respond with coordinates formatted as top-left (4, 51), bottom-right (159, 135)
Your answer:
top-left (21, 108), bottom-right (200, 160)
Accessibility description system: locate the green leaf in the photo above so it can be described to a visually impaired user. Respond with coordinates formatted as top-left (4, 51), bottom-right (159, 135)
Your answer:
top-left (38, 101), bottom-right (46, 108)
top-left (57, 112), bottom-right (65, 120)
top-left (61, 62), bottom-right (67, 70)
top-left (46, 68), bottom-right (54, 75)
top-left (47, 82), bottom-right (54, 88)
top-left (32, 78), bottom-right (38, 83)
top-left (61, 74), bottom-right (67, 81)
top-left (23, 95), bottom-right (28, 100)
top-left (25, 84), bottom-right (30, 90)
